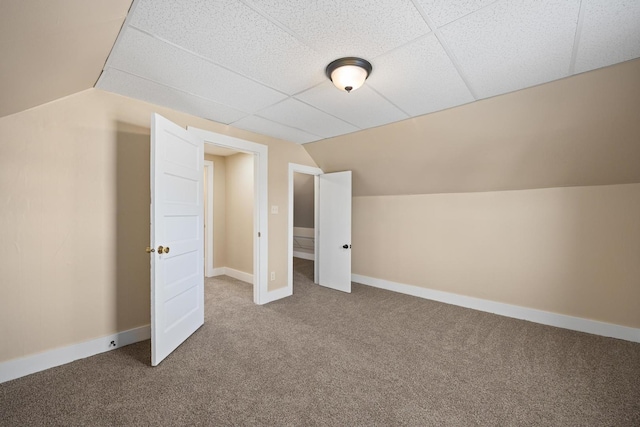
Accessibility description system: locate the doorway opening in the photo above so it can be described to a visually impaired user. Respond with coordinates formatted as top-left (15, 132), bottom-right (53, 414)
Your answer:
top-left (287, 163), bottom-right (323, 295)
top-left (189, 127), bottom-right (269, 305)
top-left (203, 148), bottom-right (255, 292)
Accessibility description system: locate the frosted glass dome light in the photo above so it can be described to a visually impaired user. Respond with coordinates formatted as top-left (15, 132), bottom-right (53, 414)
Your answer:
top-left (326, 57), bottom-right (372, 93)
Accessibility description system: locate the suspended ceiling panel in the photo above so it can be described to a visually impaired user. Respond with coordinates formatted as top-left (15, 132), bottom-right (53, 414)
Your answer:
top-left (97, 0), bottom-right (640, 144)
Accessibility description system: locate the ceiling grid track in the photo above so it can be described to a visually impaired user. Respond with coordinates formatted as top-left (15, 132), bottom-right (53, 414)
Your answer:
top-left (367, 86), bottom-right (412, 118)
top-left (251, 110), bottom-right (325, 140)
top-left (568, 0), bottom-right (587, 75)
top-left (410, 0), bottom-right (481, 100)
top-left (85, 0), bottom-right (640, 144)
top-left (121, 25), bottom-right (291, 99)
top-left (238, 0), bottom-right (323, 55)
top-left (106, 66), bottom-right (248, 123)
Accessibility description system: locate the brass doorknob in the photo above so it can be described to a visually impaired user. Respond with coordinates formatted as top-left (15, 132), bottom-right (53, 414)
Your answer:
top-left (157, 245), bottom-right (170, 254)
top-left (146, 247), bottom-right (155, 253)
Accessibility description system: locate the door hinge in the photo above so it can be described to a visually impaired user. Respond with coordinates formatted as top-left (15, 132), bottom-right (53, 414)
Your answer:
top-left (258, 232), bottom-right (261, 237)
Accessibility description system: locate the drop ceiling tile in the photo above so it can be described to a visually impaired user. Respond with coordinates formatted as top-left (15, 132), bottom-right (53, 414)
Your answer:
top-left (367, 34), bottom-right (474, 117)
top-left (245, 0), bottom-right (430, 59)
top-left (106, 28), bottom-right (287, 114)
top-left (96, 68), bottom-right (246, 124)
top-left (295, 82), bottom-right (409, 129)
top-left (129, 0), bottom-right (325, 94)
top-left (231, 115), bottom-right (322, 144)
top-left (573, 0), bottom-right (640, 74)
top-left (415, 0), bottom-right (499, 28)
top-left (440, 0), bottom-right (581, 99)
top-left (257, 98), bottom-right (359, 138)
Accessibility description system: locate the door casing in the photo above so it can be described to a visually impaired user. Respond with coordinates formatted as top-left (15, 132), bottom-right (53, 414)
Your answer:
top-left (188, 127), bottom-right (269, 305)
top-left (204, 160), bottom-right (214, 277)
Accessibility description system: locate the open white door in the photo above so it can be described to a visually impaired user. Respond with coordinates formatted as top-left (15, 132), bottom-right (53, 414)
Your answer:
top-left (150, 113), bottom-right (204, 366)
top-left (317, 171), bottom-right (352, 293)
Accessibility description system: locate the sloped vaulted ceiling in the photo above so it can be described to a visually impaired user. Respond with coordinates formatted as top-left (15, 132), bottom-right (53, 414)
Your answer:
top-left (0, 0), bottom-right (132, 118)
top-left (2, 1), bottom-right (638, 196)
top-left (304, 58), bottom-right (640, 196)
top-left (96, 0), bottom-right (640, 145)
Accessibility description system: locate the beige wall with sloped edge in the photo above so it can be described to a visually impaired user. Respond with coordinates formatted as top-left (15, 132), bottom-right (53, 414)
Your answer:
top-left (353, 184), bottom-right (640, 329)
top-left (0, 0), bottom-right (132, 118)
top-left (304, 58), bottom-right (640, 197)
top-left (204, 154), bottom-right (227, 269)
top-left (225, 153), bottom-right (254, 274)
top-left (0, 88), bottom-right (318, 364)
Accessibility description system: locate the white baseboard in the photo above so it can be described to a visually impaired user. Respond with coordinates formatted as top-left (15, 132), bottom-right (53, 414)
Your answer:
top-left (262, 286), bottom-right (293, 304)
top-left (352, 274), bottom-right (640, 343)
top-left (210, 267), bottom-right (226, 277)
top-left (208, 267), bottom-right (253, 284)
top-left (0, 325), bottom-right (150, 384)
top-left (224, 267), bottom-right (253, 284)
top-left (293, 251), bottom-right (315, 261)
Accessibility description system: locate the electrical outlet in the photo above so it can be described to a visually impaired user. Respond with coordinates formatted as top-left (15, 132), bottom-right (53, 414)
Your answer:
top-left (271, 205), bottom-right (278, 214)
top-left (270, 271), bottom-right (276, 281)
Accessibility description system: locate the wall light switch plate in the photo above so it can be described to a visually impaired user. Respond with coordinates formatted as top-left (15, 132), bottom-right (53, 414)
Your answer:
top-left (270, 272), bottom-right (276, 281)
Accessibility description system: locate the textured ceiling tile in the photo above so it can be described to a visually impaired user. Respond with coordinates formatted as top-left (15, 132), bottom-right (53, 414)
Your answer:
top-left (367, 34), bottom-right (474, 117)
top-left (257, 98), bottom-right (359, 138)
top-left (96, 68), bottom-right (247, 124)
top-left (440, 0), bottom-right (581, 99)
top-left (573, 0), bottom-right (640, 74)
top-left (129, 0), bottom-right (325, 94)
top-left (231, 115), bottom-right (322, 144)
top-left (415, 0), bottom-right (498, 28)
top-left (106, 28), bottom-right (287, 114)
top-left (295, 82), bottom-right (409, 129)
top-left (246, 0), bottom-right (430, 59)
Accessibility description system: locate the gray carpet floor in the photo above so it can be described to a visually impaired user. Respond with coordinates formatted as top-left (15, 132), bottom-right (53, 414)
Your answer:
top-left (1, 258), bottom-right (639, 426)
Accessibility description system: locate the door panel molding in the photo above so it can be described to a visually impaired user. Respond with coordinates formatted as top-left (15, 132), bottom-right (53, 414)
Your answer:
top-left (151, 114), bottom-right (205, 366)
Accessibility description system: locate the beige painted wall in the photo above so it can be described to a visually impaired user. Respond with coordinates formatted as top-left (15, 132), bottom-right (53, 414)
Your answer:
top-left (293, 172), bottom-right (314, 228)
top-left (0, 0), bottom-right (132, 117)
top-left (353, 184), bottom-right (640, 328)
top-left (0, 88), bottom-right (318, 364)
top-left (225, 153), bottom-right (254, 274)
top-left (204, 154), bottom-right (226, 269)
top-left (304, 58), bottom-right (640, 197)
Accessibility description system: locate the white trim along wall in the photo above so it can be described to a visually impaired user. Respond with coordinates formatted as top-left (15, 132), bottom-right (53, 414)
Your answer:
top-left (204, 160), bottom-right (214, 277)
top-left (0, 326), bottom-right (151, 384)
top-left (211, 267), bottom-right (253, 284)
top-left (352, 274), bottom-right (640, 343)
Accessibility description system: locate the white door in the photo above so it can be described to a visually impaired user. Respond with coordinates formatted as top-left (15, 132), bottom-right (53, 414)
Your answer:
top-left (317, 171), bottom-right (352, 293)
top-left (150, 113), bottom-right (204, 366)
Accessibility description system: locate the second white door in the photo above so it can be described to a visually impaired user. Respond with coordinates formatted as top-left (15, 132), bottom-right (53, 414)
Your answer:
top-left (317, 171), bottom-right (352, 293)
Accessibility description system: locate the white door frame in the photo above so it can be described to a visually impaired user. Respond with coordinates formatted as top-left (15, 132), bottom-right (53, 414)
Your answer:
top-left (188, 127), bottom-right (269, 305)
top-left (204, 160), bottom-right (214, 277)
top-left (287, 163), bottom-right (323, 295)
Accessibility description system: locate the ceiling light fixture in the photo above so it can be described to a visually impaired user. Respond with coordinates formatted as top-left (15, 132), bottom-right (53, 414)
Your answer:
top-left (325, 57), bottom-right (372, 93)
